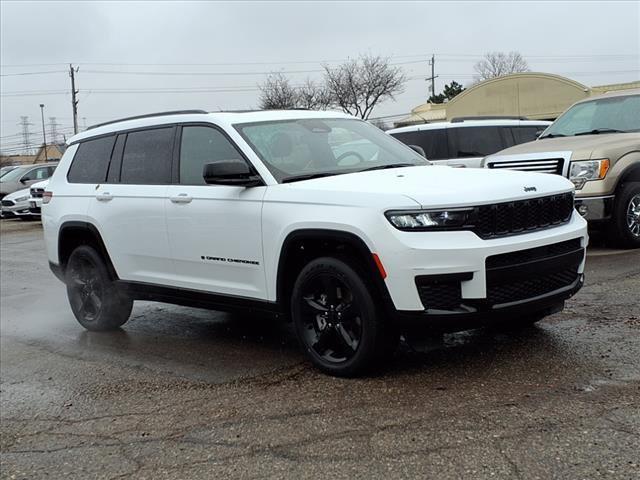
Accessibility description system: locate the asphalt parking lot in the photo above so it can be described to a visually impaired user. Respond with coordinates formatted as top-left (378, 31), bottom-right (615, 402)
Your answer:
top-left (1, 219), bottom-right (639, 479)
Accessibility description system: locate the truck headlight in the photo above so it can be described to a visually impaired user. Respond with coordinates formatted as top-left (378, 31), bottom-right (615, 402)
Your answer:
top-left (569, 159), bottom-right (609, 190)
top-left (385, 209), bottom-right (473, 230)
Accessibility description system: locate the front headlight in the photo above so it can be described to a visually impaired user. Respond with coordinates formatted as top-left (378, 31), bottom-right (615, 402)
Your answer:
top-left (14, 195), bottom-right (29, 202)
top-left (569, 159), bottom-right (609, 190)
top-left (385, 209), bottom-right (473, 230)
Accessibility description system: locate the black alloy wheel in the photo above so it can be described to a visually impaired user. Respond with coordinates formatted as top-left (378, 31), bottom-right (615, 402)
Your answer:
top-left (291, 257), bottom-right (394, 376)
top-left (66, 245), bottom-right (133, 331)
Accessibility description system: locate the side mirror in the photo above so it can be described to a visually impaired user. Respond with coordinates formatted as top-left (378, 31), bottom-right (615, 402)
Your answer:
top-left (202, 160), bottom-right (262, 187)
top-left (408, 145), bottom-right (426, 158)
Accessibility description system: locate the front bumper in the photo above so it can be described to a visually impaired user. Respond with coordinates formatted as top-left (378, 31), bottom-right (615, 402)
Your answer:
top-left (1, 201), bottom-right (32, 218)
top-left (574, 195), bottom-right (614, 222)
top-left (381, 212), bottom-right (588, 311)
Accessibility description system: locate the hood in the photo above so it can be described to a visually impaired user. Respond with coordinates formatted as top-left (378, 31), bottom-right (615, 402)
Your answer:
top-left (282, 165), bottom-right (574, 209)
top-left (5, 187), bottom-right (31, 202)
top-left (489, 132), bottom-right (640, 161)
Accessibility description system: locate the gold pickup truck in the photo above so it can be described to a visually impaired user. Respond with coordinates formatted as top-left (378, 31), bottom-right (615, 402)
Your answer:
top-left (483, 89), bottom-right (640, 248)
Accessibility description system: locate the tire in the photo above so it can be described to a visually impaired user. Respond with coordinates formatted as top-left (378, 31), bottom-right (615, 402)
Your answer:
top-left (607, 182), bottom-right (640, 249)
top-left (291, 257), bottom-right (394, 377)
top-left (65, 245), bottom-right (133, 331)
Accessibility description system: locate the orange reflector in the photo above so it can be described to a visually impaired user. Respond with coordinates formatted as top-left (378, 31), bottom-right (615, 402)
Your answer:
top-left (372, 253), bottom-right (387, 279)
top-left (599, 159), bottom-right (610, 179)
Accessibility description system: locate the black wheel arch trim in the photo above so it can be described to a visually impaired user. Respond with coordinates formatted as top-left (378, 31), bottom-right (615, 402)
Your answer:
top-left (275, 228), bottom-right (395, 314)
top-left (58, 221), bottom-right (119, 280)
top-left (615, 160), bottom-right (640, 190)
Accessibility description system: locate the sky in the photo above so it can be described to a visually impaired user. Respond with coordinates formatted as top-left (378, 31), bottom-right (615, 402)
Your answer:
top-left (1, 0), bottom-right (639, 154)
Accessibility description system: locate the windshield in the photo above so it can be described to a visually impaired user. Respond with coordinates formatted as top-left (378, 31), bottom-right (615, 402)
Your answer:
top-left (542, 94), bottom-right (640, 138)
top-left (0, 166), bottom-right (28, 183)
top-left (235, 118), bottom-right (428, 182)
top-left (0, 166), bottom-right (18, 178)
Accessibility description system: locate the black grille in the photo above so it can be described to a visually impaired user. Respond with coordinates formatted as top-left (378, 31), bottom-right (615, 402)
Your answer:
top-left (1, 200), bottom-right (14, 207)
top-left (474, 192), bottom-right (574, 239)
top-left (416, 277), bottom-right (463, 310)
top-left (486, 238), bottom-right (582, 269)
top-left (30, 188), bottom-right (44, 198)
top-left (487, 268), bottom-right (579, 305)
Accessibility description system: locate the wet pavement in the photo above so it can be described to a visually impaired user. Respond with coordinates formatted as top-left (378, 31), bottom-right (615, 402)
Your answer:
top-left (1, 219), bottom-right (639, 479)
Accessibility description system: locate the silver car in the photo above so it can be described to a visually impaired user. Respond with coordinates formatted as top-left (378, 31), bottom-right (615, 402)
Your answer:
top-left (0, 163), bottom-right (57, 200)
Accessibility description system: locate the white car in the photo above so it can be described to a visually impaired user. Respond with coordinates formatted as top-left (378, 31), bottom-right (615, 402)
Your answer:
top-left (28, 179), bottom-right (49, 216)
top-left (387, 118), bottom-right (551, 168)
top-left (42, 109), bottom-right (587, 376)
top-left (1, 186), bottom-right (34, 219)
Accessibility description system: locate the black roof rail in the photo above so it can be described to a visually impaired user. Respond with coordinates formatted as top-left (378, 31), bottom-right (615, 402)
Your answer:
top-left (87, 110), bottom-right (209, 130)
top-left (450, 115), bottom-right (529, 123)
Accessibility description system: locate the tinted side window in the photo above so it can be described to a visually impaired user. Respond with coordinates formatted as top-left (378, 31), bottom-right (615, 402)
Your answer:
top-left (390, 129), bottom-right (448, 160)
top-left (179, 126), bottom-right (245, 185)
top-left (448, 126), bottom-right (504, 158)
top-left (120, 128), bottom-right (174, 184)
top-left (67, 136), bottom-right (115, 183)
top-left (512, 126), bottom-right (544, 145)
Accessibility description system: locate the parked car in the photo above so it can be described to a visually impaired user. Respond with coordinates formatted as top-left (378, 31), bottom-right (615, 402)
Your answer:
top-left (387, 118), bottom-right (551, 167)
top-left (1, 186), bottom-right (34, 219)
top-left (43, 109), bottom-right (587, 376)
top-left (483, 90), bottom-right (640, 248)
top-left (0, 163), bottom-right (58, 200)
top-left (28, 179), bottom-right (49, 216)
top-left (0, 165), bottom-right (19, 178)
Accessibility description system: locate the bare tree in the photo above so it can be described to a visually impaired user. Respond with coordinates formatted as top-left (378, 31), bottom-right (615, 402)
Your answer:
top-left (297, 79), bottom-right (333, 110)
top-left (323, 54), bottom-right (406, 119)
top-left (258, 73), bottom-right (299, 110)
top-left (473, 51), bottom-right (530, 82)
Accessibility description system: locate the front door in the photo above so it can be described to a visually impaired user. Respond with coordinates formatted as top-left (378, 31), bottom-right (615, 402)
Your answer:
top-left (165, 124), bottom-right (267, 299)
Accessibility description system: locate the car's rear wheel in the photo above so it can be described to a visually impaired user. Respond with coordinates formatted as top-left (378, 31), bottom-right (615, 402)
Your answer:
top-left (65, 245), bottom-right (133, 331)
top-left (291, 257), bottom-right (394, 377)
top-left (607, 182), bottom-right (640, 248)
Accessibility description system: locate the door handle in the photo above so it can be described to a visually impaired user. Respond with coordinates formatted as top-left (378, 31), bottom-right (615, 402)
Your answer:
top-left (96, 192), bottom-right (113, 202)
top-left (170, 193), bottom-right (192, 204)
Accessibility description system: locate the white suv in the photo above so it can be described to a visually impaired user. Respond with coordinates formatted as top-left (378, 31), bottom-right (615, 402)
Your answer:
top-left (43, 110), bottom-right (587, 376)
top-left (387, 118), bottom-right (551, 168)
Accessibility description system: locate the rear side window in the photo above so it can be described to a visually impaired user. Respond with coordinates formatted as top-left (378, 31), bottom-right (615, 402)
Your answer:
top-left (120, 128), bottom-right (174, 184)
top-left (390, 129), bottom-right (448, 160)
top-left (67, 136), bottom-right (115, 183)
top-left (511, 126), bottom-right (545, 144)
top-left (179, 126), bottom-right (245, 185)
top-left (448, 126), bottom-right (505, 158)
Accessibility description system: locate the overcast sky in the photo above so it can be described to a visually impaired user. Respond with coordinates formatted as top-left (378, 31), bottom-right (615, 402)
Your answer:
top-left (1, 0), bottom-right (638, 153)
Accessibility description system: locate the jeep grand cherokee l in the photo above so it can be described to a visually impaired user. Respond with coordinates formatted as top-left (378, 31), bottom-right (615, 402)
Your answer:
top-left (42, 110), bottom-right (588, 376)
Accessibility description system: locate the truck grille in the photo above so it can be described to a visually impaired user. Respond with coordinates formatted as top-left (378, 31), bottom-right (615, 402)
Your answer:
top-left (487, 158), bottom-right (564, 174)
top-left (473, 192), bottom-right (574, 239)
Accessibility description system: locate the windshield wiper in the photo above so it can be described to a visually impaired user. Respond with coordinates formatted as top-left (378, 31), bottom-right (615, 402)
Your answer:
top-left (359, 163), bottom-right (416, 172)
top-left (281, 171), bottom-right (342, 183)
top-left (574, 128), bottom-right (625, 136)
top-left (539, 133), bottom-right (566, 139)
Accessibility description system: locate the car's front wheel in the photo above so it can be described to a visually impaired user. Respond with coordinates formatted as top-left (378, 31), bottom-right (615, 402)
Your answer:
top-left (65, 245), bottom-right (133, 331)
top-left (607, 182), bottom-right (640, 248)
top-left (291, 257), bottom-right (394, 377)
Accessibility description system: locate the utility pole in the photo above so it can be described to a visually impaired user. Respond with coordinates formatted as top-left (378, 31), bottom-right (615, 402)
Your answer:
top-left (69, 64), bottom-right (79, 134)
top-left (427, 54), bottom-right (439, 100)
top-left (19, 116), bottom-right (33, 155)
top-left (39, 104), bottom-right (48, 162)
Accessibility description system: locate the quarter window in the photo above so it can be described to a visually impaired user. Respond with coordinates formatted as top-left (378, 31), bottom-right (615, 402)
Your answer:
top-left (179, 126), bottom-right (245, 185)
top-left (120, 128), bottom-right (174, 184)
top-left (68, 135), bottom-right (115, 183)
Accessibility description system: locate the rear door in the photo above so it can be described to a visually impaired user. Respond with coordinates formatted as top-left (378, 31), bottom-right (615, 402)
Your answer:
top-left (165, 124), bottom-right (267, 298)
top-left (89, 127), bottom-right (175, 284)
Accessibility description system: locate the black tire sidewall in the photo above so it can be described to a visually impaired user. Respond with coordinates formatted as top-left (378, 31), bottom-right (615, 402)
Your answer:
top-left (65, 245), bottom-right (132, 331)
top-left (291, 257), bottom-right (381, 377)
